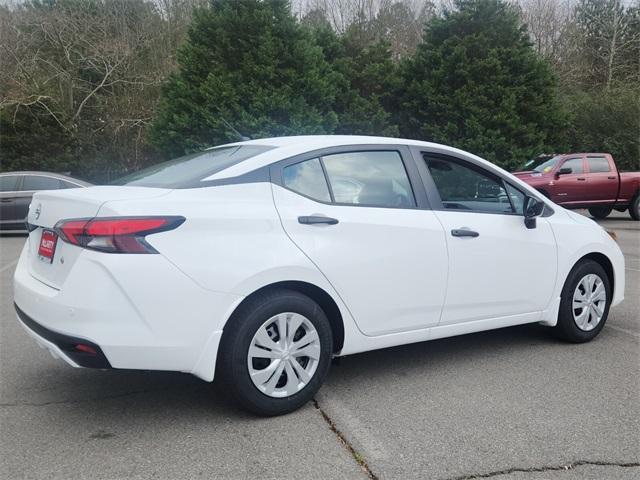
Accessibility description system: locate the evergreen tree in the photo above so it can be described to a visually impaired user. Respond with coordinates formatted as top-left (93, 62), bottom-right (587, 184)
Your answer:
top-left (149, 0), bottom-right (341, 156)
top-left (308, 19), bottom-right (400, 137)
top-left (398, 0), bottom-right (568, 170)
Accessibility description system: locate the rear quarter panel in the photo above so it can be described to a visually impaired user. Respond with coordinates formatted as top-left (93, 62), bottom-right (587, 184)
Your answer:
top-left (618, 172), bottom-right (640, 203)
top-left (96, 183), bottom-right (358, 329)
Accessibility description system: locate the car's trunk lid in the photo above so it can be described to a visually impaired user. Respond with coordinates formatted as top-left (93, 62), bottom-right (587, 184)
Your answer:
top-left (26, 186), bottom-right (171, 289)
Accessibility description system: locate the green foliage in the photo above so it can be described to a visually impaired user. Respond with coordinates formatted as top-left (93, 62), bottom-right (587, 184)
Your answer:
top-left (0, 0), bottom-right (171, 178)
top-left (0, 106), bottom-right (78, 174)
top-left (3, 0), bottom-right (637, 180)
top-left (149, 0), bottom-right (341, 156)
top-left (309, 22), bottom-right (400, 137)
top-left (563, 88), bottom-right (640, 171)
top-left (398, 0), bottom-right (568, 171)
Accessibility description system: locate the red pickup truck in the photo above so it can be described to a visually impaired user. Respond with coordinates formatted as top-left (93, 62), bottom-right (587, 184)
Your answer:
top-left (513, 153), bottom-right (640, 220)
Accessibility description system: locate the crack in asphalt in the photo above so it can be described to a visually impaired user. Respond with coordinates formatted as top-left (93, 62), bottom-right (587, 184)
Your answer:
top-left (313, 398), bottom-right (379, 480)
top-left (443, 460), bottom-right (640, 480)
top-left (0, 385), bottom-right (202, 407)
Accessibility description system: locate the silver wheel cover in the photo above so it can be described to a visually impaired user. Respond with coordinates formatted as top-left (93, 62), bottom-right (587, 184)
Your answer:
top-left (247, 312), bottom-right (321, 398)
top-left (572, 274), bottom-right (607, 332)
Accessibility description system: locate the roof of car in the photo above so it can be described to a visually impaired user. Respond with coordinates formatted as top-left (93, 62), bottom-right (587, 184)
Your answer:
top-left (223, 135), bottom-right (435, 149)
top-left (205, 135), bottom-right (470, 180)
top-left (0, 171), bottom-right (91, 185)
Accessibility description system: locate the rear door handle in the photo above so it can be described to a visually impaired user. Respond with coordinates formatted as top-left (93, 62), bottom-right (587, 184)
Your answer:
top-left (607, 176), bottom-right (616, 180)
top-left (298, 215), bottom-right (339, 225)
top-left (0, 198), bottom-right (13, 203)
top-left (451, 229), bottom-right (479, 238)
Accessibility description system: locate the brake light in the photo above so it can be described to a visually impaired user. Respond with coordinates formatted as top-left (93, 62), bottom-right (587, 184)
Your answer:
top-left (55, 216), bottom-right (185, 253)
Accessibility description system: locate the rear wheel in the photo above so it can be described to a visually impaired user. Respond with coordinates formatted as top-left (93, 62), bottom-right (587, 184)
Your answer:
top-left (218, 289), bottom-right (333, 416)
top-left (588, 206), bottom-right (613, 219)
top-left (629, 194), bottom-right (640, 221)
top-left (554, 260), bottom-right (611, 343)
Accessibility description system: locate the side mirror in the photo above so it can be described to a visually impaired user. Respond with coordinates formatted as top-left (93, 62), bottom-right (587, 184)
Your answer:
top-left (524, 196), bottom-right (544, 229)
top-left (556, 167), bottom-right (572, 177)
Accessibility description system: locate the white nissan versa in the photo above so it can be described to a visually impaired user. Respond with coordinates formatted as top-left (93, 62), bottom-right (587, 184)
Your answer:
top-left (14, 136), bottom-right (624, 415)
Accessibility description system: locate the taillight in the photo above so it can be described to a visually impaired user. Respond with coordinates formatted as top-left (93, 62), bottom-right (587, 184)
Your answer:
top-left (55, 216), bottom-right (185, 253)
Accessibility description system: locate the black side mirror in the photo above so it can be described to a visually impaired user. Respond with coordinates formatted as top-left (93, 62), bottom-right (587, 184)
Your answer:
top-left (524, 196), bottom-right (544, 229)
top-left (556, 167), bottom-right (572, 177)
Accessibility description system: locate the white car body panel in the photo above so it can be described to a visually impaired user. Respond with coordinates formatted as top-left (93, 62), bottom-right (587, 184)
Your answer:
top-left (13, 135), bottom-right (625, 382)
top-left (432, 211), bottom-right (557, 325)
top-left (272, 184), bottom-right (449, 336)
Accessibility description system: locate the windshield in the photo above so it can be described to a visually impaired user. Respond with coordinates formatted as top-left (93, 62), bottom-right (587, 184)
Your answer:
top-left (533, 155), bottom-right (563, 173)
top-left (113, 145), bottom-right (273, 188)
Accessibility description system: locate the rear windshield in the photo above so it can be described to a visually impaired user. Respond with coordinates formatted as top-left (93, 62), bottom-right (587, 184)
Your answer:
top-left (113, 145), bottom-right (273, 188)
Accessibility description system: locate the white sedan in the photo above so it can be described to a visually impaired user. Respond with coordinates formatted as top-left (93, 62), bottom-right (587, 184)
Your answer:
top-left (14, 136), bottom-right (625, 415)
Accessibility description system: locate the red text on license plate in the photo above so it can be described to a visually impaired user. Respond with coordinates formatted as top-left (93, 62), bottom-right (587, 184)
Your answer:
top-left (38, 229), bottom-right (58, 263)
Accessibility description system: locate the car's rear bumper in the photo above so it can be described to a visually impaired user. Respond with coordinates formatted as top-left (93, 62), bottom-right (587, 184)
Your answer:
top-left (15, 303), bottom-right (111, 368)
top-left (13, 241), bottom-right (243, 381)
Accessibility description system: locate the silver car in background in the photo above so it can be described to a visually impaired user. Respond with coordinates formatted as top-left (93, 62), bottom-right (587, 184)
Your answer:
top-left (0, 172), bottom-right (90, 232)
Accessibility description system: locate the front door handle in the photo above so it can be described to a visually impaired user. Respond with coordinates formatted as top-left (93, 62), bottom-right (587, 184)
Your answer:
top-left (577, 177), bottom-right (586, 181)
top-left (451, 228), bottom-right (479, 238)
top-left (298, 215), bottom-right (339, 225)
top-left (0, 198), bottom-right (13, 203)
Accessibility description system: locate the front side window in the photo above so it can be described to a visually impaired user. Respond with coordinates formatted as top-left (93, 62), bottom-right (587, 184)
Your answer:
top-left (283, 158), bottom-right (331, 202)
top-left (0, 175), bottom-right (20, 192)
top-left (425, 156), bottom-right (515, 214)
top-left (587, 156), bottom-right (611, 173)
top-left (533, 155), bottom-right (562, 173)
top-left (21, 176), bottom-right (61, 191)
top-left (322, 151), bottom-right (415, 208)
top-left (560, 158), bottom-right (584, 174)
top-left (504, 183), bottom-right (526, 215)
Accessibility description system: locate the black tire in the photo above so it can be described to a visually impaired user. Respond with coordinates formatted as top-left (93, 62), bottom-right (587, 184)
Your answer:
top-left (217, 289), bottom-right (333, 416)
top-left (554, 259), bottom-right (611, 343)
top-left (588, 206), bottom-right (613, 220)
top-left (629, 194), bottom-right (640, 221)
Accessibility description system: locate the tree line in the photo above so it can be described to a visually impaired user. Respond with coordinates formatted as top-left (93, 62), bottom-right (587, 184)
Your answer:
top-left (1, 0), bottom-right (638, 181)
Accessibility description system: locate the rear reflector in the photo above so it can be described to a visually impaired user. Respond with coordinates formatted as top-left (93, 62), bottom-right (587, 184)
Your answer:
top-left (75, 344), bottom-right (97, 355)
top-left (55, 216), bottom-right (185, 253)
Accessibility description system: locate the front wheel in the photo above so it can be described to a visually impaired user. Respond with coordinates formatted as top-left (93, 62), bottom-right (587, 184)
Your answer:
top-left (588, 206), bottom-right (613, 219)
top-left (629, 194), bottom-right (640, 221)
top-left (554, 260), bottom-right (611, 343)
top-left (218, 289), bottom-right (333, 416)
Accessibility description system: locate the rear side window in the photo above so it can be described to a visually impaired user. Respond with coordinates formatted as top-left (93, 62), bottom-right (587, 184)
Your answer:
top-left (587, 156), bottom-right (611, 173)
top-left (561, 158), bottom-right (584, 174)
top-left (22, 176), bottom-right (61, 191)
top-left (283, 158), bottom-right (331, 202)
top-left (0, 175), bottom-right (20, 192)
top-left (114, 145), bottom-right (273, 188)
top-left (425, 156), bottom-right (515, 214)
top-left (322, 151), bottom-right (415, 208)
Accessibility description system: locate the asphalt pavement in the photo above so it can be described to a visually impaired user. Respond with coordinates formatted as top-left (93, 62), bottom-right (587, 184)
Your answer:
top-left (1, 211), bottom-right (638, 479)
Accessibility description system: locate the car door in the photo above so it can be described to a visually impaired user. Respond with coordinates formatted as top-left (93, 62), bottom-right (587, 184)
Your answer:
top-left (550, 156), bottom-right (587, 205)
top-left (271, 145), bottom-right (449, 336)
top-left (585, 155), bottom-right (618, 204)
top-left (0, 174), bottom-right (23, 229)
top-left (415, 151), bottom-right (557, 326)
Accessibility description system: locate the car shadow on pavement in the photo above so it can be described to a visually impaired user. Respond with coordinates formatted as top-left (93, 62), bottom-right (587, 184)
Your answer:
top-left (18, 323), bottom-right (566, 422)
top-left (323, 322), bottom-right (574, 387)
